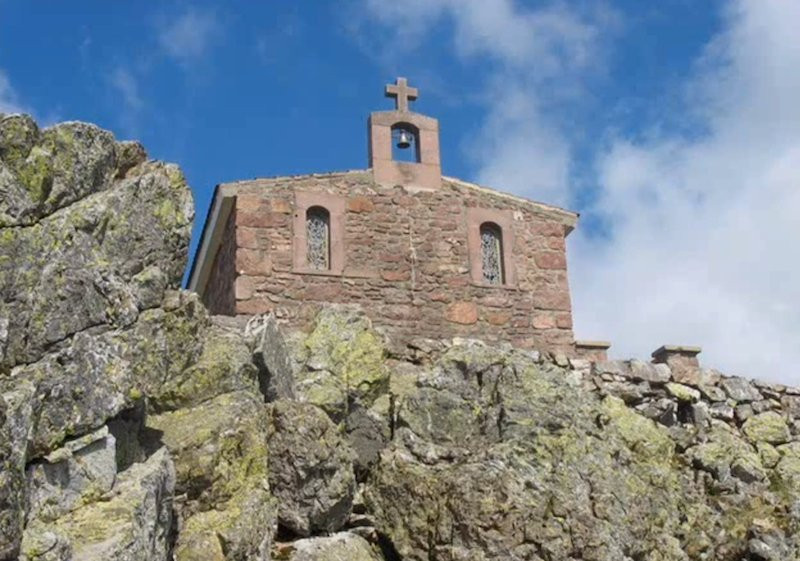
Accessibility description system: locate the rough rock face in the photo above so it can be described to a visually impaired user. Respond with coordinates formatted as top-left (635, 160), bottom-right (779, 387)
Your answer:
top-left (4, 113), bottom-right (800, 561)
top-left (267, 400), bottom-right (356, 537)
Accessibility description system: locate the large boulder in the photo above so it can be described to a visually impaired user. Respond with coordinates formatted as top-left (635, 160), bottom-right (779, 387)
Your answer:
top-left (247, 314), bottom-right (296, 401)
top-left (0, 115), bottom-right (193, 373)
top-left (25, 426), bottom-right (117, 523)
top-left (19, 447), bottom-right (175, 561)
top-left (147, 390), bottom-right (275, 561)
top-left (293, 307), bottom-right (389, 421)
top-left (267, 400), bottom-right (356, 537)
top-left (278, 532), bottom-right (385, 561)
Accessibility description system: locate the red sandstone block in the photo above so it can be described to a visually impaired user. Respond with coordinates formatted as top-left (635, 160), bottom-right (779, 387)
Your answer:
top-left (271, 199), bottom-right (292, 214)
top-left (533, 290), bottom-right (571, 311)
top-left (429, 291), bottom-right (451, 303)
top-left (547, 237), bottom-right (566, 251)
top-left (555, 312), bottom-right (573, 329)
top-left (235, 276), bottom-right (256, 301)
top-left (237, 210), bottom-right (288, 229)
top-left (305, 284), bottom-right (344, 301)
top-left (531, 222), bottom-right (565, 237)
top-left (532, 312), bottom-right (556, 329)
top-left (347, 196), bottom-right (375, 213)
top-left (236, 193), bottom-right (264, 212)
top-left (480, 295), bottom-right (510, 308)
top-left (485, 311), bottom-right (512, 326)
top-left (381, 270), bottom-right (411, 281)
top-left (236, 227), bottom-right (260, 250)
top-left (236, 298), bottom-right (272, 315)
top-left (445, 301), bottom-right (478, 325)
top-left (379, 253), bottom-right (405, 263)
top-left (392, 195), bottom-right (417, 207)
top-left (236, 249), bottom-right (272, 276)
top-left (446, 277), bottom-right (469, 288)
top-left (535, 252), bottom-right (567, 270)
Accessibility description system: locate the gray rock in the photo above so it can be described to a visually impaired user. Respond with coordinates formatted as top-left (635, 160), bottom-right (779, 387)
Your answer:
top-left (0, 125), bottom-right (193, 373)
top-left (0, 388), bottom-right (27, 559)
top-left (247, 313), bottom-right (296, 401)
top-left (637, 398), bottom-right (678, 427)
top-left (689, 401), bottom-right (711, 428)
top-left (267, 400), bottom-right (356, 537)
top-left (279, 532), bottom-right (384, 561)
top-left (629, 359), bottom-right (671, 384)
top-left (720, 376), bottom-right (763, 402)
top-left (26, 426), bottom-right (117, 523)
top-left (20, 447), bottom-right (175, 561)
top-left (698, 384), bottom-right (728, 402)
top-left (736, 403), bottom-right (755, 422)
top-left (709, 402), bottom-right (735, 421)
top-left (346, 403), bottom-right (390, 478)
top-left (593, 360), bottom-right (629, 378)
top-left (147, 391), bottom-right (275, 561)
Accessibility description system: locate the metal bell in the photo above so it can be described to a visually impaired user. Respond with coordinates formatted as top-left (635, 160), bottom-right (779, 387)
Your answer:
top-left (396, 129), bottom-right (412, 149)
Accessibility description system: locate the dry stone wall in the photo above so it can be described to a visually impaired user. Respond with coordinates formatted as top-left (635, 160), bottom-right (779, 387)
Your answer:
top-left (204, 171), bottom-right (576, 353)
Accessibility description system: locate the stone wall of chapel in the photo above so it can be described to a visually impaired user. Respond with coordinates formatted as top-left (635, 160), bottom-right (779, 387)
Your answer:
top-left (202, 208), bottom-right (237, 315)
top-left (229, 172), bottom-right (575, 352)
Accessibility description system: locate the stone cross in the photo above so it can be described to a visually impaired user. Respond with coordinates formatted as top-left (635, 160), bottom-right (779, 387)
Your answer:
top-left (385, 77), bottom-right (418, 112)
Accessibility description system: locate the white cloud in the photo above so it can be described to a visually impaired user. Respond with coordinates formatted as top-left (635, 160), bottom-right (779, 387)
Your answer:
top-left (358, 0), bottom-right (800, 383)
top-left (0, 69), bottom-right (27, 114)
top-left (157, 8), bottom-right (221, 64)
top-left (110, 67), bottom-right (143, 112)
top-left (359, 0), bottom-right (615, 206)
top-left (109, 67), bottom-right (144, 135)
top-left (572, 0), bottom-right (800, 383)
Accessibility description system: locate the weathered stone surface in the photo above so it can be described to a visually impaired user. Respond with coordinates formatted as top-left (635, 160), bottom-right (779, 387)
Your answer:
top-left (149, 320), bottom-right (258, 412)
top-left (666, 382), bottom-right (701, 402)
top-left (0, 116), bottom-right (193, 373)
top-left (20, 447), bottom-right (175, 561)
top-left (295, 307), bottom-right (388, 421)
top-left (720, 376), bottom-right (763, 402)
top-left (742, 411), bottom-right (791, 445)
top-left (246, 313), bottom-right (296, 400)
top-left (147, 391), bottom-right (274, 560)
top-left (629, 359), bottom-right (671, 383)
top-left (358, 340), bottom-right (800, 561)
top-left (278, 532), bottom-right (384, 561)
top-left (345, 402), bottom-right (390, 478)
top-left (0, 388), bottom-right (27, 559)
top-left (267, 400), bottom-right (356, 537)
top-left (26, 426), bottom-right (117, 523)
top-left (1, 291), bottom-right (204, 460)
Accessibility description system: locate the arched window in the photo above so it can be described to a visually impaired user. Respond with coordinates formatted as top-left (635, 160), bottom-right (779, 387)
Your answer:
top-left (306, 206), bottom-right (330, 270)
top-left (480, 222), bottom-right (504, 285)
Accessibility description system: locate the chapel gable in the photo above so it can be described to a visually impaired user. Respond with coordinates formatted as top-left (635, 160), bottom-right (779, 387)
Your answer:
top-left (189, 78), bottom-right (581, 355)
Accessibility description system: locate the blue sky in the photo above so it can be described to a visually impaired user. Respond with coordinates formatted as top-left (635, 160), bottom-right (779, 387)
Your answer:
top-left (2, 1), bottom-right (798, 382)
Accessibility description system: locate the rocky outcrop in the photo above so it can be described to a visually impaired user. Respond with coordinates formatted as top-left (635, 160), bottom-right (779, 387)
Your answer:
top-left (4, 113), bottom-right (800, 561)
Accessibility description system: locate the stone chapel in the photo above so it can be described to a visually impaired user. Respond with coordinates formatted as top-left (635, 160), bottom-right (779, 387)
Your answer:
top-left (188, 78), bottom-right (606, 357)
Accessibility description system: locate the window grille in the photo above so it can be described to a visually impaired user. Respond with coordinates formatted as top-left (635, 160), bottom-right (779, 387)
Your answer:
top-left (306, 206), bottom-right (330, 270)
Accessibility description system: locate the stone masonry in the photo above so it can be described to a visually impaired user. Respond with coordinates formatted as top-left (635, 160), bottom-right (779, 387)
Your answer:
top-left (196, 171), bottom-right (576, 352)
top-left (189, 78), bottom-right (579, 353)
